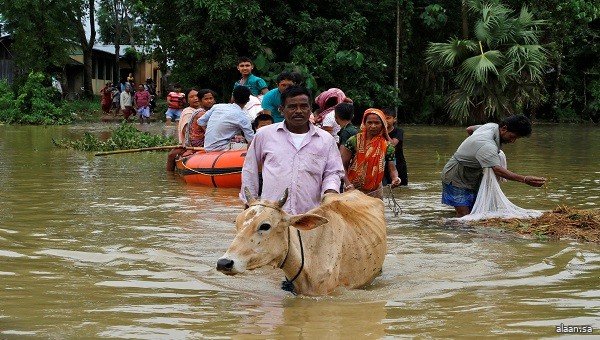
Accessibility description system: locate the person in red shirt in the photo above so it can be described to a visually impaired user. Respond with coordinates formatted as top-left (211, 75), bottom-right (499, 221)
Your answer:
top-left (165, 84), bottom-right (186, 125)
top-left (134, 84), bottom-right (152, 124)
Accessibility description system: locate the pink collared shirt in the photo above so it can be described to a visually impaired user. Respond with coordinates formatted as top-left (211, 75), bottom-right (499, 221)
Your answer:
top-left (240, 122), bottom-right (344, 214)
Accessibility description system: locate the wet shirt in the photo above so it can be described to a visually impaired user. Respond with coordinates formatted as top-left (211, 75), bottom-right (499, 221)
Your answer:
top-left (240, 122), bottom-right (344, 214)
top-left (441, 123), bottom-right (502, 190)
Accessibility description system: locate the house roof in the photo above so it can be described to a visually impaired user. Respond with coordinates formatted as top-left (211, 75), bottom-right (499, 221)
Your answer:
top-left (93, 44), bottom-right (132, 56)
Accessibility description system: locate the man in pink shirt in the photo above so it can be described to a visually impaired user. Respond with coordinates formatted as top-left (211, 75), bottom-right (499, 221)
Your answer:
top-left (240, 85), bottom-right (344, 214)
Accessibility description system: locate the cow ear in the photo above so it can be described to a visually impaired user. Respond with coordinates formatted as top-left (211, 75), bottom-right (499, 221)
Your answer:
top-left (289, 214), bottom-right (328, 231)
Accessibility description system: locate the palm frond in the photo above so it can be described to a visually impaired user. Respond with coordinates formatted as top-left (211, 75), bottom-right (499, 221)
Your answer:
top-left (503, 45), bottom-right (548, 81)
top-left (461, 50), bottom-right (503, 83)
top-left (426, 39), bottom-right (477, 69)
top-left (447, 89), bottom-right (474, 124)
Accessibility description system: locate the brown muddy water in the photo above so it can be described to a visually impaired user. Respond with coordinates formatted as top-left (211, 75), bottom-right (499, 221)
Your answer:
top-left (0, 123), bottom-right (598, 338)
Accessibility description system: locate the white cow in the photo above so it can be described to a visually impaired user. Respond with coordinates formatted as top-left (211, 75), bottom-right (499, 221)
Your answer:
top-left (216, 188), bottom-right (387, 296)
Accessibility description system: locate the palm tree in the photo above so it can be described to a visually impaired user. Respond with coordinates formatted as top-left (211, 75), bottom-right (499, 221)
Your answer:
top-left (426, 0), bottom-right (549, 123)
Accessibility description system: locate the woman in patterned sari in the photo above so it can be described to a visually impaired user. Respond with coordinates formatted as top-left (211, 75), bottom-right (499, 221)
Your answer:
top-left (340, 108), bottom-right (401, 199)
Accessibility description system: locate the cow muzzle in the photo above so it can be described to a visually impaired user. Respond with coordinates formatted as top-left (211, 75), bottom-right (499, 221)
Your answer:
top-left (216, 257), bottom-right (238, 275)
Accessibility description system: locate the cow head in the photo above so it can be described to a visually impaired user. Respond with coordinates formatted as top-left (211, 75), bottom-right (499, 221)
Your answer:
top-left (216, 187), bottom-right (328, 275)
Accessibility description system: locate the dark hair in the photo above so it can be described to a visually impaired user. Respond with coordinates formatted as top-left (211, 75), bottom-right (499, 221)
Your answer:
top-left (173, 83), bottom-right (181, 89)
top-left (334, 103), bottom-right (354, 120)
top-left (382, 108), bottom-right (396, 118)
top-left (232, 85), bottom-right (251, 105)
top-left (280, 85), bottom-right (311, 107)
top-left (253, 113), bottom-right (275, 130)
top-left (276, 71), bottom-right (297, 84)
top-left (185, 88), bottom-right (198, 100)
top-left (197, 88), bottom-right (217, 100)
top-left (291, 72), bottom-right (303, 84)
top-left (500, 114), bottom-right (532, 137)
top-left (237, 56), bottom-right (253, 65)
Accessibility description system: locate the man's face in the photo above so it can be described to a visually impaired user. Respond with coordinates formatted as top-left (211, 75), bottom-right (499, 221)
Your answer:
top-left (281, 94), bottom-right (311, 130)
top-left (188, 90), bottom-right (200, 108)
top-left (175, 87), bottom-right (182, 93)
top-left (237, 62), bottom-right (253, 76)
top-left (499, 126), bottom-right (520, 144)
top-left (277, 79), bottom-right (294, 93)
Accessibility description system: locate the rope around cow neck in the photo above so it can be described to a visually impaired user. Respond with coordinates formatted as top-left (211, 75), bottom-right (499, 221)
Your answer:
top-left (280, 229), bottom-right (304, 295)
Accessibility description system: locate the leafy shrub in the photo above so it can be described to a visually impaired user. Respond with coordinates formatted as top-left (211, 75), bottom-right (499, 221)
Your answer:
top-left (53, 122), bottom-right (177, 152)
top-left (0, 72), bottom-right (74, 125)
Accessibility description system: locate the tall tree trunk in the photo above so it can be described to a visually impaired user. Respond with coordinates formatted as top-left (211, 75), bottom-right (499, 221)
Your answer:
top-left (73, 0), bottom-right (96, 99)
top-left (462, 0), bottom-right (469, 39)
top-left (112, 0), bottom-right (122, 82)
top-left (551, 52), bottom-right (563, 114)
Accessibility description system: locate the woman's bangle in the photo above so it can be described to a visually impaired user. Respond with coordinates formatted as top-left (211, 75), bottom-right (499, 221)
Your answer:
top-left (344, 184), bottom-right (354, 190)
top-left (522, 176), bottom-right (529, 183)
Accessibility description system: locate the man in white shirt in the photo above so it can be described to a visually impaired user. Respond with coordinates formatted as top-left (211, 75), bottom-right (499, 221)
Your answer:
top-left (198, 86), bottom-right (255, 152)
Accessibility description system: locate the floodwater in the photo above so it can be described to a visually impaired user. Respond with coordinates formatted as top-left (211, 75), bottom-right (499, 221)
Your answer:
top-left (0, 123), bottom-right (598, 338)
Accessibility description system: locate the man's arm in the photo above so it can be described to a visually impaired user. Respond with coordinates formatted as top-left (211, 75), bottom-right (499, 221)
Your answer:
top-left (239, 136), bottom-right (262, 205)
top-left (492, 165), bottom-right (546, 187)
top-left (321, 139), bottom-right (345, 194)
top-left (197, 107), bottom-right (214, 127)
top-left (466, 125), bottom-right (482, 135)
top-left (239, 116), bottom-right (255, 143)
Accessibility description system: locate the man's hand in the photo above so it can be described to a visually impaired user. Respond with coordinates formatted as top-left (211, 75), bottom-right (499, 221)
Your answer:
top-left (524, 176), bottom-right (546, 187)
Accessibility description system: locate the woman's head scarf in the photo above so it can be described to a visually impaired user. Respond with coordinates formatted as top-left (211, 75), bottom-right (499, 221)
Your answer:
top-left (360, 108), bottom-right (390, 141)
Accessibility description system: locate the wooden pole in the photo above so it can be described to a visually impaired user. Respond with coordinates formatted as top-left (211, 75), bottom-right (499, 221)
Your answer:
top-left (95, 145), bottom-right (204, 156)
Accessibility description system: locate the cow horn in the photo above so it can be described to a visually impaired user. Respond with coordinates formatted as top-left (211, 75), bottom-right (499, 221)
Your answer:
top-left (277, 188), bottom-right (289, 208)
top-left (243, 186), bottom-right (257, 206)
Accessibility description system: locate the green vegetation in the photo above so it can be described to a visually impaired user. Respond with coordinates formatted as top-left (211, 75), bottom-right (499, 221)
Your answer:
top-left (0, 73), bottom-right (102, 125)
top-left (426, 3), bottom-right (549, 123)
top-left (52, 122), bottom-right (177, 152)
top-left (1, 0), bottom-right (599, 124)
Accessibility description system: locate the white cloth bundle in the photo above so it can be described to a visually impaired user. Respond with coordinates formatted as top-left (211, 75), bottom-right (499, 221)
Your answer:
top-left (460, 151), bottom-right (542, 221)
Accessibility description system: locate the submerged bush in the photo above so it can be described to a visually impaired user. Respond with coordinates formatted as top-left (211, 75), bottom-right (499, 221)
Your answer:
top-left (53, 122), bottom-right (177, 152)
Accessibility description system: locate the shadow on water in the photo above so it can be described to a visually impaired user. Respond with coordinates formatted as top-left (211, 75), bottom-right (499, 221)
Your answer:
top-left (0, 124), bottom-right (598, 338)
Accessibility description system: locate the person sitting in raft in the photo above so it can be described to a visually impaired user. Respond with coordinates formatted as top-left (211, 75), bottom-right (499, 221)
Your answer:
top-left (166, 89), bottom-right (217, 171)
top-left (252, 113), bottom-right (274, 132)
top-left (185, 89), bottom-right (217, 147)
top-left (197, 86), bottom-right (255, 152)
top-left (340, 108), bottom-right (401, 200)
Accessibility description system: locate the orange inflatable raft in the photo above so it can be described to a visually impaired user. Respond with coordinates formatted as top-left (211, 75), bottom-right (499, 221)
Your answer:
top-left (175, 149), bottom-right (246, 188)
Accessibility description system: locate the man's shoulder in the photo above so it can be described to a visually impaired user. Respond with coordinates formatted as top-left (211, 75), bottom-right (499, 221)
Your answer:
top-left (263, 88), bottom-right (279, 99)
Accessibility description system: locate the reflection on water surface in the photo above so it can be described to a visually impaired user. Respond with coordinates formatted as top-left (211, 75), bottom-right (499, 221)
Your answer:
top-left (0, 124), bottom-right (598, 338)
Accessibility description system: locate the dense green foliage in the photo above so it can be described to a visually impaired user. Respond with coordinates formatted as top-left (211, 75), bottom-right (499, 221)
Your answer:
top-left (0, 73), bottom-right (103, 125)
top-left (0, 72), bottom-right (74, 124)
top-left (0, 0), bottom-right (76, 74)
top-left (52, 122), bottom-right (177, 151)
top-left (426, 2), bottom-right (549, 123)
top-left (1, 0), bottom-right (599, 124)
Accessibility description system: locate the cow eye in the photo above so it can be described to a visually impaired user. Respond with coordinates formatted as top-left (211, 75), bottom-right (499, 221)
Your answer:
top-left (258, 223), bottom-right (271, 231)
